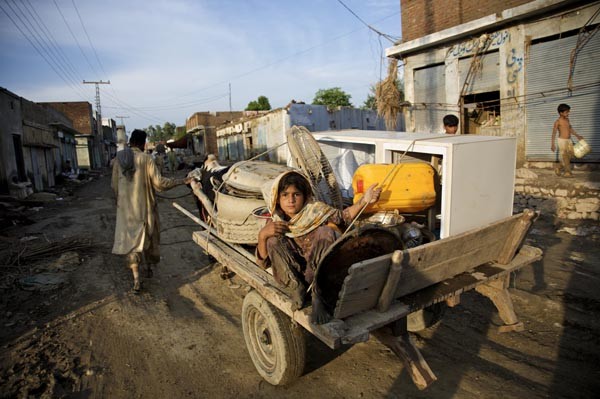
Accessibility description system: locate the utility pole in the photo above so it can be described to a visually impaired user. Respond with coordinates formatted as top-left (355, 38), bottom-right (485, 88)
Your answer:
top-left (115, 115), bottom-right (129, 126)
top-left (228, 83), bottom-right (232, 114)
top-left (83, 80), bottom-right (110, 139)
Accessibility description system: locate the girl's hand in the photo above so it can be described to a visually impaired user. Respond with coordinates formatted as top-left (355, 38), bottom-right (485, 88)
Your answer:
top-left (259, 221), bottom-right (289, 240)
top-left (362, 184), bottom-right (382, 205)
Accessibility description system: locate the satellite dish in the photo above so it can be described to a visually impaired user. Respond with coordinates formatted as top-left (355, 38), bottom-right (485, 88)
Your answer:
top-left (286, 125), bottom-right (344, 210)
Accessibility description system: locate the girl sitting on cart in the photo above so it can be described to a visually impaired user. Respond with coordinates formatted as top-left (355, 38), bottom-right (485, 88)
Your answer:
top-left (257, 171), bottom-right (381, 324)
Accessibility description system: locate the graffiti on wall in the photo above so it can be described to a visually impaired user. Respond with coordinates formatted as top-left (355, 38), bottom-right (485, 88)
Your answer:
top-left (505, 47), bottom-right (523, 101)
top-left (506, 48), bottom-right (524, 84)
top-left (449, 30), bottom-right (510, 57)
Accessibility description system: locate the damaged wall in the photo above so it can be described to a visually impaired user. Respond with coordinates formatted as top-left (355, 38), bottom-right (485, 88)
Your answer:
top-left (0, 88), bottom-right (25, 194)
top-left (216, 103), bottom-right (402, 164)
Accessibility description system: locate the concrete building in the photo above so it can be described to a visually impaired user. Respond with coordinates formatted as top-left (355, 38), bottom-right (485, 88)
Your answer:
top-left (0, 88), bottom-right (27, 195)
top-left (42, 101), bottom-right (103, 170)
top-left (215, 103), bottom-right (403, 164)
top-left (186, 111), bottom-right (244, 156)
top-left (0, 87), bottom-right (81, 194)
top-left (386, 0), bottom-right (599, 166)
top-left (102, 118), bottom-right (118, 164)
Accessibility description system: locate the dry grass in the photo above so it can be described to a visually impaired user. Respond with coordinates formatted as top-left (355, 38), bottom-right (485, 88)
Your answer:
top-left (376, 58), bottom-right (402, 131)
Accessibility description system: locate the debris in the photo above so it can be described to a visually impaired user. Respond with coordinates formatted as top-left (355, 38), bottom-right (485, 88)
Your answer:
top-left (2, 237), bottom-right (93, 266)
top-left (569, 252), bottom-right (584, 262)
top-left (18, 273), bottom-right (68, 291)
top-left (27, 192), bottom-right (58, 202)
top-left (48, 251), bottom-right (81, 272)
top-left (20, 236), bottom-right (39, 242)
top-left (557, 225), bottom-right (600, 236)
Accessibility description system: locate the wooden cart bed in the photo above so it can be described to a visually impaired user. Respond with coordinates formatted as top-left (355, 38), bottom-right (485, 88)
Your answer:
top-left (191, 210), bottom-right (542, 349)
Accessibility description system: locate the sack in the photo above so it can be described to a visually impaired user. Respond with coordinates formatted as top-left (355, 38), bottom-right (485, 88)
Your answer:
top-left (573, 139), bottom-right (590, 159)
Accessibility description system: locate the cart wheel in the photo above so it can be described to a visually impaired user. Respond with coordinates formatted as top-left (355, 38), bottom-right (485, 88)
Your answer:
top-left (242, 290), bottom-right (306, 386)
top-left (407, 302), bottom-right (447, 332)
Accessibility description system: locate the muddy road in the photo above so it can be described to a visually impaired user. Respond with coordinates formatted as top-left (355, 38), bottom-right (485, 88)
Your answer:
top-left (1, 170), bottom-right (599, 398)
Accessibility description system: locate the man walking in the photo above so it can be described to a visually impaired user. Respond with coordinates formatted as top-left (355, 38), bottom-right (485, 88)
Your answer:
top-left (112, 129), bottom-right (191, 292)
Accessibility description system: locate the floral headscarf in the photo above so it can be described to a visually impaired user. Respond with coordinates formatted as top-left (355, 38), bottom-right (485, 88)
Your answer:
top-left (262, 171), bottom-right (337, 238)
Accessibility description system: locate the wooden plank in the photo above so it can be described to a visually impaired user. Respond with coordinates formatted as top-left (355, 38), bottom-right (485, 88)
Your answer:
top-left (377, 250), bottom-right (404, 312)
top-left (497, 209), bottom-right (536, 264)
top-left (475, 275), bottom-right (525, 333)
top-left (192, 230), bottom-right (347, 349)
top-left (373, 329), bottom-right (437, 390)
top-left (334, 212), bottom-right (524, 319)
top-left (338, 245), bottom-right (542, 344)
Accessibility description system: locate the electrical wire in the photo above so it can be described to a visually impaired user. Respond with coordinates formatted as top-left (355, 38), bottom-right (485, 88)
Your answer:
top-left (408, 81), bottom-right (600, 112)
top-left (6, 0), bottom-right (82, 91)
top-left (71, 0), bottom-right (109, 80)
top-left (0, 1), bottom-right (89, 101)
top-left (166, 11), bottom-right (401, 102)
top-left (23, 0), bottom-right (84, 83)
top-left (52, 0), bottom-right (101, 79)
top-left (335, 0), bottom-right (400, 43)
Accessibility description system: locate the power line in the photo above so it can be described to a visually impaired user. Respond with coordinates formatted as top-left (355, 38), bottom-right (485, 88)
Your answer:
top-left (6, 0), bottom-right (76, 86)
top-left (335, 0), bottom-right (399, 43)
top-left (23, 0), bottom-right (84, 83)
top-left (0, 1), bottom-right (88, 100)
top-left (71, 0), bottom-right (109, 80)
top-left (52, 0), bottom-right (101, 79)
top-left (160, 10), bottom-right (400, 103)
top-left (115, 115), bottom-right (129, 125)
top-left (103, 93), bottom-right (230, 112)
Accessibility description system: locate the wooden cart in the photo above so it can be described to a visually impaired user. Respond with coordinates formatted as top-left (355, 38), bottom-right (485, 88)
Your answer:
top-left (175, 203), bottom-right (542, 390)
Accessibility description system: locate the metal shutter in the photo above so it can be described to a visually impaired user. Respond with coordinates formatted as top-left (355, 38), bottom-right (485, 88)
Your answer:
top-left (458, 50), bottom-right (500, 94)
top-left (414, 64), bottom-right (446, 132)
top-left (526, 32), bottom-right (600, 161)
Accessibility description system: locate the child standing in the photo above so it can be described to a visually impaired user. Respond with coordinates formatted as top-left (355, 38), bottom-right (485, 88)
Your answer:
top-left (551, 103), bottom-right (584, 177)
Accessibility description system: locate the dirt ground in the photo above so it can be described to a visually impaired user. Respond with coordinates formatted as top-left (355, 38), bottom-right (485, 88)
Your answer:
top-left (1, 169), bottom-right (599, 399)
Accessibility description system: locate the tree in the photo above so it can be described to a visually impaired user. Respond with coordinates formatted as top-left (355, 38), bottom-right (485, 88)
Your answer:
top-left (146, 122), bottom-right (177, 143)
top-left (246, 95), bottom-right (271, 111)
top-left (312, 87), bottom-right (352, 108)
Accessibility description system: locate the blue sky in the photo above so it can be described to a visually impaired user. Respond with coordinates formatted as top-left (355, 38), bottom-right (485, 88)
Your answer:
top-left (0, 0), bottom-right (401, 131)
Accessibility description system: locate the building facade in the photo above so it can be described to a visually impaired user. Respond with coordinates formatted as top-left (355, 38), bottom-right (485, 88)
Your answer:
top-left (186, 111), bottom-right (244, 156)
top-left (102, 118), bottom-right (118, 164)
top-left (387, 0), bottom-right (599, 165)
top-left (42, 101), bottom-right (103, 169)
top-left (0, 87), bottom-right (81, 194)
top-left (0, 88), bottom-right (26, 195)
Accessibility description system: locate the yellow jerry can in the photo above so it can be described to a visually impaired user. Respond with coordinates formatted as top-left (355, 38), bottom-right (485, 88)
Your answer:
top-left (352, 163), bottom-right (436, 213)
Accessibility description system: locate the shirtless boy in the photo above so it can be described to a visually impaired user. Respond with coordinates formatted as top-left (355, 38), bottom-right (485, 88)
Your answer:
top-left (551, 103), bottom-right (583, 177)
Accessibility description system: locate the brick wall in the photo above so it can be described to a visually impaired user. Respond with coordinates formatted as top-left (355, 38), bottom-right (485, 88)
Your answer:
top-left (186, 111), bottom-right (243, 131)
top-left (400, 0), bottom-right (531, 42)
top-left (23, 99), bottom-right (72, 127)
top-left (41, 102), bottom-right (94, 135)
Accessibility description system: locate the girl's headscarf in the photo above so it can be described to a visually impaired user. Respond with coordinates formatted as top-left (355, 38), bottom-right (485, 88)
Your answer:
top-left (262, 171), bottom-right (337, 238)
